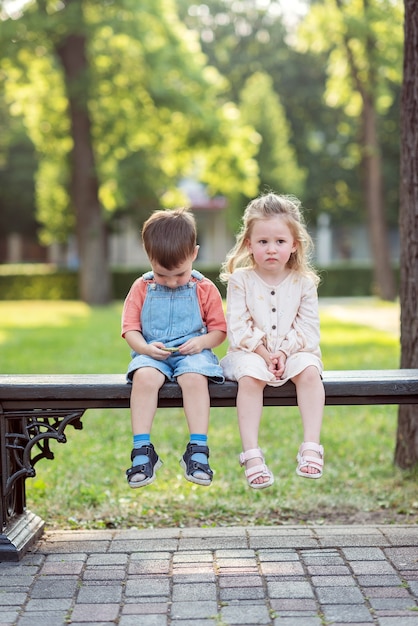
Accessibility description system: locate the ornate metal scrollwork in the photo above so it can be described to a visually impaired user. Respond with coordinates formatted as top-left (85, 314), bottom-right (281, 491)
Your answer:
top-left (1, 406), bottom-right (85, 529)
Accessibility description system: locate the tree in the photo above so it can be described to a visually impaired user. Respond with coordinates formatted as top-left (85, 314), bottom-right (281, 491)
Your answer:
top-left (1, 0), bottom-right (259, 302)
top-left (239, 72), bottom-right (305, 197)
top-left (55, 1), bottom-right (111, 304)
top-left (394, 0), bottom-right (418, 468)
top-left (177, 0), bottom-right (400, 238)
top-left (297, 0), bottom-right (403, 300)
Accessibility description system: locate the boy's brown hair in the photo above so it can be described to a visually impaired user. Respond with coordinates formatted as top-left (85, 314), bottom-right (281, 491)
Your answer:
top-left (142, 207), bottom-right (197, 270)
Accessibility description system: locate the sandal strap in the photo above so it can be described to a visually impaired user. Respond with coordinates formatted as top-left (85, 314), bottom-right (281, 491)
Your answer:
top-left (298, 442), bottom-right (324, 457)
top-left (182, 443), bottom-right (213, 479)
top-left (297, 455), bottom-right (324, 471)
top-left (127, 444), bottom-right (159, 480)
top-left (245, 463), bottom-right (270, 482)
top-left (239, 448), bottom-right (264, 466)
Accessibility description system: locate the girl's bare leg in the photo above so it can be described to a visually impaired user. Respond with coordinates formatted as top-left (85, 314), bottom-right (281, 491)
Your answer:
top-left (292, 366), bottom-right (325, 475)
top-left (237, 376), bottom-right (268, 485)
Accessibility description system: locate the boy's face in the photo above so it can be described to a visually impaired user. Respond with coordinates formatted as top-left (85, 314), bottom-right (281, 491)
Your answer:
top-left (151, 247), bottom-right (198, 289)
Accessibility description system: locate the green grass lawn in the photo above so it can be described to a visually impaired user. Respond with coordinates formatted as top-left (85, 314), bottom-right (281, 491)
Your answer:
top-left (1, 299), bottom-right (417, 530)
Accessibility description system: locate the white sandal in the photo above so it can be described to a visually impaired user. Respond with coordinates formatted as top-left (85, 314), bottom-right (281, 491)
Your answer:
top-left (239, 448), bottom-right (274, 490)
top-left (296, 442), bottom-right (324, 479)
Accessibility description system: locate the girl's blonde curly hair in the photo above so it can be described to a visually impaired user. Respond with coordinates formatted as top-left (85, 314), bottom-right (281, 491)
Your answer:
top-left (220, 193), bottom-right (319, 286)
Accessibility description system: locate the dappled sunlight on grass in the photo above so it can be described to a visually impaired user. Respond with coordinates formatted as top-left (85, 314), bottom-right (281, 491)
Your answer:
top-left (0, 300), bottom-right (92, 328)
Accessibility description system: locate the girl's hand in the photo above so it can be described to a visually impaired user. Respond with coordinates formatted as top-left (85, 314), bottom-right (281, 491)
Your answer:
top-left (269, 351), bottom-right (287, 379)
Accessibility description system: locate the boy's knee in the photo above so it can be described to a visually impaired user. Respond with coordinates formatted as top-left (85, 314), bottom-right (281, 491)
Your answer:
top-left (132, 367), bottom-right (165, 389)
top-left (177, 372), bottom-right (208, 390)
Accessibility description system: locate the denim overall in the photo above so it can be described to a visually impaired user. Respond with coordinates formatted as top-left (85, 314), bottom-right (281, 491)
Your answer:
top-left (126, 270), bottom-right (224, 383)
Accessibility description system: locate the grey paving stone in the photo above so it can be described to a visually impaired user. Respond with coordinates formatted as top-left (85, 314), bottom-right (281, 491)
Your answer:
top-left (267, 580), bottom-right (315, 599)
top-left (310, 575), bottom-right (357, 586)
top-left (125, 578), bottom-right (170, 598)
top-left (299, 549), bottom-right (342, 563)
top-left (129, 555), bottom-right (171, 570)
top-left (119, 616), bottom-right (167, 626)
top-left (172, 573), bottom-right (216, 583)
top-left (379, 615), bottom-right (418, 626)
top-left (70, 603), bottom-right (120, 622)
top-left (30, 577), bottom-right (79, 599)
top-left (172, 582), bottom-right (217, 602)
top-left (0, 592), bottom-right (29, 606)
top-left (381, 527), bottom-right (418, 546)
top-left (219, 586), bottom-right (266, 601)
top-left (385, 547), bottom-right (418, 569)
top-left (25, 598), bottom-right (73, 611)
top-left (173, 552), bottom-right (213, 563)
top-left (350, 560), bottom-right (398, 575)
top-left (356, 574), bottom-right (403, 587)
top-left (249, 536), bottom-right (319, 549)
top-left (342, 547), bottom-right (386, 560)
top-left (322, 603), bottom-right (374, 622)
top-left (109, 539), bottom-right (178, 552)
top-left (179, 537), bottom-right (248, 550)
top-left (42, 552), bottom-right (87, 562)
top-left (319, 534), bottom-right (389, 547)
top-left (40, 560), bottom-right (85, 575)
top-left (315, 585), bottom-right (365, 604)
top-left (0, 575), bottom-right (34, 587)
top-left (260, 560), bottom-right (305, 576)
top-left (170, 617), bottom-right (219, 626)
top-left (0, 609), bottom-right (20, 623)
top-left (368, 597), bottom-right (418, 609)
top-left (82, 566), bottom-right (125, 580)
top-left (220, 602), bottom-right (270, 624)
top-left (122, 602), bottom-right (168, 615)
top-left (16, 612), bottom-right (70, 626)
top-left (76, 584), bottom-right (122, 603)
top-left (270, 599), bottom-right (317, 611)
top-left (218, 575), bottom-right (263, 588)
top-left (87, 553), bottom-right (128, 566)
top-left (170, 600), bottom-right (218, 620)
top-left (272, 617), bottom-right (322, 626)
top-left (306, 564), bottom-right (351, 576)
top-left (257, 549), bottom-right (299, 561)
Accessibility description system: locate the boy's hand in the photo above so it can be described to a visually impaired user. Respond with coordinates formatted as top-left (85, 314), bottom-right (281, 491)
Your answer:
top-left (147, 342), bottom-right (172, 360)
top-left (177, 337), bottom-right (203, 355)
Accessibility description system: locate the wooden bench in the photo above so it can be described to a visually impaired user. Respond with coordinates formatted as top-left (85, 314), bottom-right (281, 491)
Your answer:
top-left (1, 369), bottom-right (418, 561)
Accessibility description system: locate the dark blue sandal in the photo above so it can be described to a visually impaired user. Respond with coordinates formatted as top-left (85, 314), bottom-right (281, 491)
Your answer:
top-left (126, 444), bottom-right (162, 489)
top-left (180, 443), bottom-right (213, 486)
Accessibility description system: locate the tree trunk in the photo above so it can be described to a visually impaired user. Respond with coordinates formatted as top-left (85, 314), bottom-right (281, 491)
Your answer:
top-left (56, 11), bottom-right (111, 304)
top-left (361, 94), bottom-right (397, 301)
top-left (394, 0), bottom-right (418, 469)
top-left (335, 0), bottom-right (397, 301)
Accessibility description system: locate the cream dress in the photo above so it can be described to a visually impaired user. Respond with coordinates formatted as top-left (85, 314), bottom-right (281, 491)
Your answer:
top-left (220, 268), bottom-right (323, 386)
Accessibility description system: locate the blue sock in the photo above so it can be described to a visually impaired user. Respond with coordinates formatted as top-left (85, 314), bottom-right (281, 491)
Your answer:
top-left (132, 434), bottom-right (151, 467)
top-left (190, 434), bottom-right (208, 465)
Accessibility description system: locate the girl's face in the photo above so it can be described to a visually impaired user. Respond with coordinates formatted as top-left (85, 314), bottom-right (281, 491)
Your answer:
top-left (151, 247), bottom-right (198, 289)
top-left (247, 216), bottom-right (297, 280)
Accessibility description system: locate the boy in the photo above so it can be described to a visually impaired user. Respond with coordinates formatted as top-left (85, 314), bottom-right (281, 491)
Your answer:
top-left (122, 207), bottom-right (226, 488)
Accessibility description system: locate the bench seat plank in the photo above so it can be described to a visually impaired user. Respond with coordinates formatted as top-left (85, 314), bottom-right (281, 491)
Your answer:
top-left (0, 369), bottom-right (417, 408)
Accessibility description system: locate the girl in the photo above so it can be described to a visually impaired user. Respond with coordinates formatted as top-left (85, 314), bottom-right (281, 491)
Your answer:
top-left (220, 193), bottom-right (325, 489)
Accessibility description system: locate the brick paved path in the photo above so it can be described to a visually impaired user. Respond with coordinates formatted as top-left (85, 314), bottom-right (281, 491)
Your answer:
top-left (1, 525), bottom-right (418, 625)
